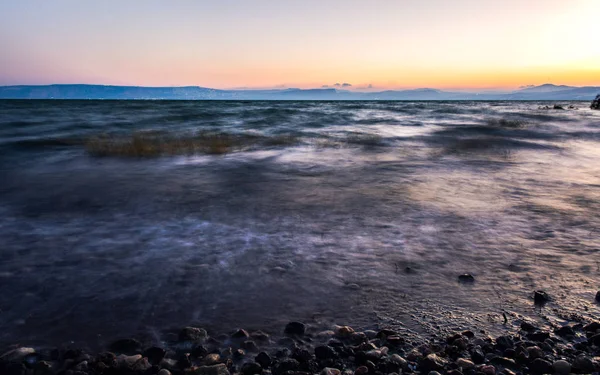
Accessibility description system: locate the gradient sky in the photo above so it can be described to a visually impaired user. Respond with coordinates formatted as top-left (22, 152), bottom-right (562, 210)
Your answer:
top-left (1, 0), bottom-right (599, 90)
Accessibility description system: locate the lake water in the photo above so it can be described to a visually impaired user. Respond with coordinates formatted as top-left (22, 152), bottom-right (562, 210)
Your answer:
top-left (1, 100), bottom-right (599, 349)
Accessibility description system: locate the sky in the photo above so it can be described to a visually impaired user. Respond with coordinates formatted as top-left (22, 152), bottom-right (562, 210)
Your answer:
top-left (1, 0), bottom-right (599, 90)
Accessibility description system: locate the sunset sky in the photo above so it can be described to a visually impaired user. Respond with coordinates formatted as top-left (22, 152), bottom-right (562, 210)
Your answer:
top-left (1, 0), bottom-right (599, 90)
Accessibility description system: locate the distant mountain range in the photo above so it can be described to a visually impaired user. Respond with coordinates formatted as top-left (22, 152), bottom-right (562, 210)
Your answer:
top-left (0, 83), bottom-right (598, 100)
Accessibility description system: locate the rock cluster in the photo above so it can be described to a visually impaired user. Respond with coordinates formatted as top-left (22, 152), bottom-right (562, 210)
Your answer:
top-left (1, 320), bottom-right (600, 375)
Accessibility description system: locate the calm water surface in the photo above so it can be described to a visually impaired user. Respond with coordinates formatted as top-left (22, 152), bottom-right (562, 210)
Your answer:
top-left (0, 100), bottom-right (599, 349)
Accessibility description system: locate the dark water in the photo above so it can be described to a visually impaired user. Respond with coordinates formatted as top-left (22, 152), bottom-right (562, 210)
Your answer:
top-left (1, 100), bottom-right (599, 349)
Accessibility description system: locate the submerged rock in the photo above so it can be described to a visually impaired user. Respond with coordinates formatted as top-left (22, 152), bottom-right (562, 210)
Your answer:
top-left (284, 322), bottom-right (306, 336)
top-left (591, 94), bottom-right (600, 110)
top-left (232, 329), bottom-right (250, 339)
top-left (595, 290), bottom-right (600, 302)
top-left (458, 274), bottom-right (475, 283)
top-left (533, 291), bottom-right (550, 305)
top-left (180, 326), bottom-right (208, 342)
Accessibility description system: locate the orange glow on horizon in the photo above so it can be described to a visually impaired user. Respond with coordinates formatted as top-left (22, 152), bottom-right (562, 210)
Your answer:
top-left (1, 0), bottom-right (599, 90)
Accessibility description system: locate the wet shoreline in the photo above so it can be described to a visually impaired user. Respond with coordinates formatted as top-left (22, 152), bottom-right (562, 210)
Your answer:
top-left (2, 306), bottom-right (600, 375)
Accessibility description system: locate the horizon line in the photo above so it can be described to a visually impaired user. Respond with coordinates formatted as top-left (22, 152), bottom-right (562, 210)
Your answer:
top-left (2, 82), bottom-right (599, 92)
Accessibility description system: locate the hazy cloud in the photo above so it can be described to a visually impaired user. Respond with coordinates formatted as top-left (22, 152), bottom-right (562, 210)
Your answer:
top-left (519, 85), bottom-right (535, 89)
top-left (322, 85), bottom-right (329, 88)
top-left (334, 83), bottom-right (341, 87)
top-left (367, 84), bottom-right (373, 89)
top-left (342, 83), bottom-right (352, 87)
